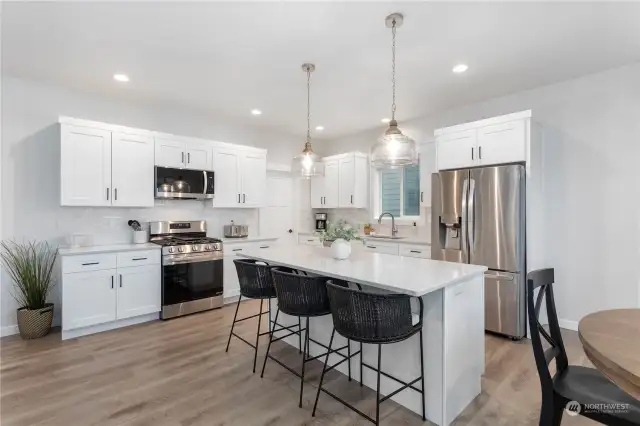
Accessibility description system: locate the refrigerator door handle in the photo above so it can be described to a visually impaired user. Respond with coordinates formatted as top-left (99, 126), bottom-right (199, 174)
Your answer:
top-left (461, 178), bottom-right (469, 255)
top-left (468, 178), bottom-right (476, 252)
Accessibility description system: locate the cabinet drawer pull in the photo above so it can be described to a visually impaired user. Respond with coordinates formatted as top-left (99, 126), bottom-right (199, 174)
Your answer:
top-left (132, 257), bottom-right (147, 261)
top-left (410, 250), bottom-right (421, 253)
top-left (232, 248), bottom-right (243, 252)
top-left (259, 246), bottom-right (269, 249)
top-left (366, 246), bottom-right (377, 249)
top-left (82, 262), bottom-right (99, 266)
top-left (307, 239), bottom-right (314, 242)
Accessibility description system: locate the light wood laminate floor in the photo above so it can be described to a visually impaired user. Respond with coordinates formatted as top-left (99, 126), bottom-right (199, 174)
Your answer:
top-left (1, 299), bottom-right (598, 426)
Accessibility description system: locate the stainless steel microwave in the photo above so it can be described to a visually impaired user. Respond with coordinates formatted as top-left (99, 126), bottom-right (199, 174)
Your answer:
top-left (155, 166), bottom-right (215, 200)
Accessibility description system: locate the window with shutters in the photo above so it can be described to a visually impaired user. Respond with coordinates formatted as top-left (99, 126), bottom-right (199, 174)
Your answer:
top-left (377, 164), bottom-right (420, 221)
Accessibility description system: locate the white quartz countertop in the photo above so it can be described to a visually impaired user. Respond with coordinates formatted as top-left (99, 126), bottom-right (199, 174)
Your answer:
top-left (299, 231), bottom-right (430, 246)
top-left (59, 243), bottom-right (160, 256)
top-left (237, 245), bottom-right (486, 297)
top-left (219, 236), bottom-right (279, 244)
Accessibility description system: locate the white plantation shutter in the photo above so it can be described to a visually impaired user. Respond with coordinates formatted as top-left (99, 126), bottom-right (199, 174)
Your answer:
top-left (403, 165), bottom-right (420, 216)
top-left (379, 165), bottom-right (420, 217)
top-left (380, 169), bottom-right (401, 216)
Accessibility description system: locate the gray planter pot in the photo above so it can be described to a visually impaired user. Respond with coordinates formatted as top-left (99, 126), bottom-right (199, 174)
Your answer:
top-left (16, 303), bottom-right (54, 339)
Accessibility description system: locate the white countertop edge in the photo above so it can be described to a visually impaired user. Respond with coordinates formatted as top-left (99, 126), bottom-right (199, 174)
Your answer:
top-left (298, 231), bottom-right (431, 246)
top-left (219, 236), bottom-right (279, 244)
top-left (59, 243), bottom-right (160, 256)
top-left (236, 251), bottom-right (485, 297)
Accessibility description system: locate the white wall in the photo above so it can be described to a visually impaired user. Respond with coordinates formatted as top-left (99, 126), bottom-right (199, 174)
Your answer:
top-left (324, 63), bottom-right (640, 327)
top-left (0, 76), bottom-right (303, 334)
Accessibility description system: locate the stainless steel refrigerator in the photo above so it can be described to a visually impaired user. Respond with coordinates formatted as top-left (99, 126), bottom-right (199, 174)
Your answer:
top-left (431, 164), bottom-right (526, 339)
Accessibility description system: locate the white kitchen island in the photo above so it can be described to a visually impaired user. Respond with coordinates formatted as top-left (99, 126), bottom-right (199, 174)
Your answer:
top-left (238, 245), bottom-right (487, 426)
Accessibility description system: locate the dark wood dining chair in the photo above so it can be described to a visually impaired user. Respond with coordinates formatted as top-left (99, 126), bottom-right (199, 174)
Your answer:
top-left (527, 268), bottom-right (640, 426)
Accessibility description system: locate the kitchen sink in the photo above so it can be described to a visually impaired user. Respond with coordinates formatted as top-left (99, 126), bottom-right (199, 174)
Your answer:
top-left (365, 235), bottom-right (405, 240)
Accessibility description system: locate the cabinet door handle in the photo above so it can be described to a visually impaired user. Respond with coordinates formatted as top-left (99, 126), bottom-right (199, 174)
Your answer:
top-left (232, 248), bottom-right (243, 252)
top-left (259, 246), bottom-right (269, 249)
top-left (111, 276), bottom-right (114, 289)
top-left (471, 147), bottom-right (474, 160)
top-left (420, 192), bottom-right (423, 203)
top-left (82, 262), bottom-right (99, 266)
top-left (479, 146), bottom-right (482, 159)
top-left (188, 152), bottom-right (191, 163)
top-left (119, 274), bottom-right (123, 288)
top-left (410, 250), bottom-right (422, 253)
top-left (350, 194), bottom-right (353, 204)
top-left (243, 194), bottom-right (246, 203)
top-left (182, 152), bottom-right (185, 164)
top-left (132, 257), bottom-right (147, 261)
top-left (106, 188), bottom-right (109, 201)
top-left (238, 194), bottom-right (241, 203)
top-left (366, 246), bottom-right (377, 249)
top-left (114, 188), bottom-right (118, 201)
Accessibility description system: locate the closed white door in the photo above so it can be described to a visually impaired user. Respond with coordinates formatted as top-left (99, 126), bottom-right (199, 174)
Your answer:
top-left (155, 137), bottom-right (185, 168)
top-left (62, 269), bottom-right (117, 330)
top-left (212, 148), bottom-right (241, 206)
top-left (419, 142), bottom-right (436, 207)
top-left (477, 120), bottom-right (526, 166)
top-left (338, 157), bottom-right (355, 207)
top-left (436, 129), bottom-right (478, 170)
top-left (111, 132), bottom-right (155, 207)
top-left (116, 265), bottom-right (161, 320)
top-left (60, 124), bottom-right (112, 206)
top-left (185, 141), bottom-right (213, 170)
top-left (240, 152), bottom-right (267, 207)
top-left (310, 176), bottom-right (324, 208)
top-left (259, 176), bottom-right (295, 246)
top-left (324, 160), bottom-right (340, 208)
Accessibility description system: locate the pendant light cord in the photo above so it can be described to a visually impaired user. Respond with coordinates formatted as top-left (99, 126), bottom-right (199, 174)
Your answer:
top-left (306, 68), bottom-right (311, 143)
top-left (391, 19), bottom-right (397, 121)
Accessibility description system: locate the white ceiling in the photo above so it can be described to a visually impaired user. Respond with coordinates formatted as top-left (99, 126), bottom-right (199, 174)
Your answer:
top-left (3, 2), bottom-right (640, 138)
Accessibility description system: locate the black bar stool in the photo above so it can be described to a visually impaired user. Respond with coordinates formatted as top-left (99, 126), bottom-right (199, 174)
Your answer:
top-left (261, 267), bottom-right (358, 408)
top-left (226, 259), bottom-right (302, 373)
top-left (312, 281), bottom-right (426, 426)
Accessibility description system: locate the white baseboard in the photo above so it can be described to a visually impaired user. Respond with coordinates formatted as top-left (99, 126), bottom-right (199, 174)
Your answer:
top-left (61, 313), bottom-right (159, 340)
top-left (558, 318), bottom-right (579, 331)
top-left (1, 325), bottom-right (19, 337)
top-left (223, 289), bottom-right (240, 304)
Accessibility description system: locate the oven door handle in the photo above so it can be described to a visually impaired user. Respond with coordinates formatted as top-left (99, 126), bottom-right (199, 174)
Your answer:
top-left (163, 255), bottom-right (222, 266)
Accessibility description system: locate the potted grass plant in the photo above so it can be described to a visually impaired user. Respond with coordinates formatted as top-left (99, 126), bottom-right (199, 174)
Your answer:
top-left (315, 220), bottom-right (363, 260)
top-left (0, 241), bottom-right (58, 339)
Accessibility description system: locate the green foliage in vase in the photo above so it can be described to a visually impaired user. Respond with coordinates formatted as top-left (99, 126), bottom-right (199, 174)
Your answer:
top-left (0, 241), bottom-right (58, 310)
top-left (314, 220), bottom-right (364, 244)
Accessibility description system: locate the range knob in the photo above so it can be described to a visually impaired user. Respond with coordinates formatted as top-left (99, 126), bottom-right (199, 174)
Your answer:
top-left (192, 245), bottom-right (199, 251)
top-left (168, 247), bottom-right (175, 254)
top-left (204, 245), bottom-right (211, 251)
top-left (178, 246), bottom-right (184, 253)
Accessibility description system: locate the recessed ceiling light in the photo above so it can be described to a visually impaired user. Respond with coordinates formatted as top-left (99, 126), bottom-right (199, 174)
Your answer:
top-left (251, 109), bottom-right (262, 116)
top-left (113, 73), bottom-right (130, 82)
top-left (452, 64), bottom-right (469, 74)
top-left (381, 118), bottom-right (391, 123)
top-left (315, 126), bottom-right (324, 131)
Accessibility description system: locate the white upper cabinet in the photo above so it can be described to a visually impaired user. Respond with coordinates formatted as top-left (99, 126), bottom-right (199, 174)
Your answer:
top-left (60, 124), bottom-right (112, 207)
top-left (324, 160), bottom-right (340, 208)
top-left (212, 147), bottom-right (267, 208)
top-left (477, 120), bottom-right (526, 166)
top-left (436, 129), bottom-right (477, 171)
top-left (419, 142), bottom-right (436, 207)
top-left (240, 152), bottom-right (267, 207)
top-left (154, 137), bottom-right (186, 168)
top-left (309, 154), bottom-right (365, 209)
top-left (435, 111), bottom-right (531, 171)
top-left (310, 175), bottom-right (324, 209)
top-left (338, 157), bottom-right (355, 207)
top-left (111, 132), bottom-right (155, 207)
top-left (185, 140), bottom-right (214, 170)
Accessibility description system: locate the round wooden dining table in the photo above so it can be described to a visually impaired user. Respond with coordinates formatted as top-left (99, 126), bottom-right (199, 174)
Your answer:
top-left (578, 309), bottom-right (640, 400)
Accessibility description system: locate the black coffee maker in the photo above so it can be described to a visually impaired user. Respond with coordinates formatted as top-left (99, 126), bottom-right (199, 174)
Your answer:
top-left (315, 213), bottom-right (328, 231)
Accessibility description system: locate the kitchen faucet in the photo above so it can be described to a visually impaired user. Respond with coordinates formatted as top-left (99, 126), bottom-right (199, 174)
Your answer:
top-left (378, 212), bottom-right (398, 237)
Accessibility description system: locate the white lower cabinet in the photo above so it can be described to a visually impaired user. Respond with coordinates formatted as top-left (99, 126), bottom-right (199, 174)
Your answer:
top-left (298, 235), bottom-right (321, 246)
top-left (61, 249), bottom-right (161, 339)
top-left (300, 237), bottom-right (431, 259)
top-left (398, 244), bottom-right (431, 259)
top-left (362, 241), bottom-right (399, 255)
top-left (116, 265), bottom-right (161, 320)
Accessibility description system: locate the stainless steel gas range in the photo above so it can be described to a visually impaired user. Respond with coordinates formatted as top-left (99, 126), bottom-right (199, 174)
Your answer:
top-left (149, 221), bottom-right (224, 319)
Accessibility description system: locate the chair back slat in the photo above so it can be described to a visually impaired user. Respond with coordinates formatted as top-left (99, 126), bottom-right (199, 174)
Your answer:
top-left (526, 268), bottom-right (568, 401)
top-left (326, 282), bottom-right (414, 343)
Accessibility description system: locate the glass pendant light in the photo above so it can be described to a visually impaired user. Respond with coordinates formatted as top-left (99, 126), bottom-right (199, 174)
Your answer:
top-left (292, 63), bottom-right (324, 178)
top-left (371, 13), bottom-right (418, 169)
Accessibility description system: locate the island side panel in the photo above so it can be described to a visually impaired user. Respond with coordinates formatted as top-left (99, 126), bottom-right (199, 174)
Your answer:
top-left (443, 272), bottom-right (485, 426)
